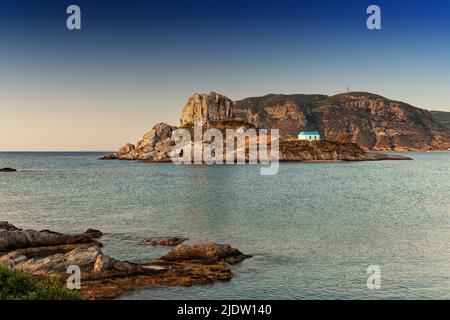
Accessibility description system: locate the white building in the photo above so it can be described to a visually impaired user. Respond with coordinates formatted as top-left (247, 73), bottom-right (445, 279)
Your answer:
top-left (298, 131), bottom-right (320, 141)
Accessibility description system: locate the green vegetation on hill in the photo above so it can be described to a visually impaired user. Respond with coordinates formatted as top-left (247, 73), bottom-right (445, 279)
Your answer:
top-left (430, 111), bottom-right (450, 130)
top-left (0, 265), bottom-right (83, 300)
top-left (236, 94), bottom-right (328, 112)
top-left (236, 92), bottom-right (401, 110)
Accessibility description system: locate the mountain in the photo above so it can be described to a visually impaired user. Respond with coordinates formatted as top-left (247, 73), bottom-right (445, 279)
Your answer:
top-left (234, 92), bottom-right (450, 151)
top-left (430, 111), bottom-right (450, 130)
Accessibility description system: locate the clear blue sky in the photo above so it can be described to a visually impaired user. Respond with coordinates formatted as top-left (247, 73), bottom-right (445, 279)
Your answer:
top-left (1, 0), bottom-right (450, 150)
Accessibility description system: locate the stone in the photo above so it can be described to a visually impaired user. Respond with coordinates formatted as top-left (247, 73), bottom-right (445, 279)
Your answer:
top-left (65, 245), bottom-right (101, 269)
top-left (93, 254), bottom-right (114, 273)
top-left (0, 251), bottom-right (28, 268)
top-left (160, 243), bottom-right (252, 264)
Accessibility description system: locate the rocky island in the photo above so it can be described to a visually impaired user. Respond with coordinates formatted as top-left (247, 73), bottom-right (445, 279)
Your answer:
top-left (100, 92), bottom-right (415, 162)
top-left (0, 222), bottom-right (251, 299)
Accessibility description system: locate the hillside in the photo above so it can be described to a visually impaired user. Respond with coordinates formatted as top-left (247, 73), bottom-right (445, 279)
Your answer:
top-left (234, 92), bottom-right (450, 151)
top-left (430, 111), bottom-right (450, 130)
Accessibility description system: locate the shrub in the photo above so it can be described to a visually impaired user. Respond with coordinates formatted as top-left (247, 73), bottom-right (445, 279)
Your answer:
top-left (0, 265), bottom-right (83, 300)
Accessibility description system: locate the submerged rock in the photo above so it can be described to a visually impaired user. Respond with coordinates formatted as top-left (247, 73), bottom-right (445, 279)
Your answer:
top-left (0, 168), bottom-right (17, 172)
top-left (139, 236), bottom-right (188, 246)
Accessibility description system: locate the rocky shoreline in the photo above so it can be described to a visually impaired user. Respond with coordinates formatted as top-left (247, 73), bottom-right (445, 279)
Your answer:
top-left (0, 222), bottom-right (251, 299)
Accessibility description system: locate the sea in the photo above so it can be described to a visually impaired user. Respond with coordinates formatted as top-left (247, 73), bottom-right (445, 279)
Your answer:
top-left (0, 152), bottom-right (449, 299)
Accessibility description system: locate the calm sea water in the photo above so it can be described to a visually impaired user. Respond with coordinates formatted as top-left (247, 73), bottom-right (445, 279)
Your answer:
top-left (0, 152), bottom-right (449, 299)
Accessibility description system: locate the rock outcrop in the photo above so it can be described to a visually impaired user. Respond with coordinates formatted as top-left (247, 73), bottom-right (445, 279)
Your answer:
top-left (0, 222), bottom-right (102, 252)
top-left (278, 138), bottom-right (411, 161)
top-left (0, 222), bottom-right (251, 299)
top-left (180, 92), bottom-right (234, 126)
top-left (99, 122), bottom-right (177, 161)
top-left (234, 92), bottom-right (450, 151)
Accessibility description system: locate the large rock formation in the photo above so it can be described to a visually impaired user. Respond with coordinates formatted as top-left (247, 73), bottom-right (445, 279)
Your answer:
top-left (99, 91), bottom-right (417, 161)
top-left (234, 92), bottom-right (450, 151)
top-left (99, 122), bottom-right (177, 161)
top-left (180, 92), bottom-right (234, 126)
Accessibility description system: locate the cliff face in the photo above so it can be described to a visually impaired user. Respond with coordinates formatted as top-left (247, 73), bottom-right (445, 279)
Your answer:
top-left (234, 93), bottom-right (450, 151)
top-left (180, 92), bottom-right (234, 126)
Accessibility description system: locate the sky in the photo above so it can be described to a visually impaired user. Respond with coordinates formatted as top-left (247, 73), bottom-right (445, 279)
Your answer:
top-left (1, 0), bottom-right (450, 151)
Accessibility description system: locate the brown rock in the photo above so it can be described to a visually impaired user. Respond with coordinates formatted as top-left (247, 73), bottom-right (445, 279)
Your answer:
top-left (160, 243), bottom-right (252, 264)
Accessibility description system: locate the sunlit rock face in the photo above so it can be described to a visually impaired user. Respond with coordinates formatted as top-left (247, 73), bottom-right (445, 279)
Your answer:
top-left (180, 92), bottom-right (234, 126)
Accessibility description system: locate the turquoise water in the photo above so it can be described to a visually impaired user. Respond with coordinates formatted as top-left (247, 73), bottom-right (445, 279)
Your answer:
top-left (0, 152), bottom-right (449, 299)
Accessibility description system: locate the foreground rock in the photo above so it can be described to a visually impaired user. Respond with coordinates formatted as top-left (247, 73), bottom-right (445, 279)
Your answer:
top-left (0, 168), bottom-right (17, 172)
top-left (0, 222), bottom-right (251, 299)
top-left (0, 222), bottom-right (102, 252)
top-left (139, 236), bottom-right (188, 246)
